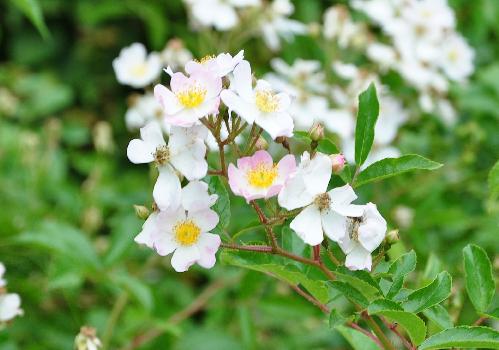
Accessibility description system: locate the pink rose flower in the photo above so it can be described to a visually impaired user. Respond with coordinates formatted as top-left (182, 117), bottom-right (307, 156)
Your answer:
top-left (228, 150), bottom-right (296, 202)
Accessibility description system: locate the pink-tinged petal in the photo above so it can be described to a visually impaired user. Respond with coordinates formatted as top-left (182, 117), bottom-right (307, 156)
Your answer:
top-left (236, 154), bottom-right (254, 171)
top-left (140, 122), bottom-right (166, 149)
top-left (196, 233), bottom-right (221, 269)
top-left (265, 184), bottom-right (283, 199)
top-left (156, 206), bottom-right (185, 232)
top-left (228, 163), bottom-right (246, 197)
top-left (232, 60), bottom-right (253, 100)
top-left (170, 72), bottom-right (191, 93)
top-left (251, 150), bottom-right (273, 167)
top-left (189, 208), bottom-right (219, 232)
top-left (127, 139), bottom-right (155, 164)
top-left (154, 84), bottom-right (182, 115)
top-left (184, 60), bottom-right (203, 75)
top-left (277, 154), bottom-right (297, 181)
top-left (153, 165), bottom-right (182, 211)
top-left (170, 245), bottom-right (200, 272)
top-left (254, 111), bottom-right (294, 140)
top-left (154, 234), bottom-right (178, 256)
top-left (321, 210), bottom-right (348, 242)
top-left (220, 90), bottom-right (257, 124)
top-left (197, 70), bottom-right (222, 99)
top-left (290, 205), bottom-right (324, 245)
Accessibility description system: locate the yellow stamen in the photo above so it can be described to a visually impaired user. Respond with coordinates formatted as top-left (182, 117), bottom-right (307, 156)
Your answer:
top-left (131, 64), bottom-right (147, 77)
top-left (246, 163), bottom-right (278, 188)
top-left (197, 55), bottom-right (216, 64)
top-left (255, 90), bottom-right (279, 113)
top-left (154, 145), bottom-right (169, 165)
top-left (174, 220), bottom-right (201, 246)
top-left (176, 85), bottom-right (207, 108)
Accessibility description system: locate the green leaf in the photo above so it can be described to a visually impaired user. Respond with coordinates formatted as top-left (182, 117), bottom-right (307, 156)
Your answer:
top-left (329, 309), bottom-right (353, 328)
top-left (113, 273), bottom-right (153, 311)
top-left (355, 155), bottom-right (442, 187)
top-left (386, 250), bottom-right (417, 299)
top-left (334, 266), bottom-right (381, 301)
top-left (221, 249), bottom-right (330, 304)
top-left (367, 299), bottom-right (403, 314)
top-left (293, 130), bottom-right (312, 144)
top-left (463, 244), bottom-right (495, 313)
top-left (9, 0), bottom-right (50, 39)
top-left (368, 298), bottom-right (427, 345)
top-left (336, 325), bottom-right (382, 350)
top-left (418, 326), bottom-right (499, 349)
top-left (423, 305), bottom-right (453, 331)
top-left (329, 281), bottom-right (369, 308)
top-left (402, 272), bottom-right (452, 313)
top-left (354, 83), bottom-right (379, 166)
top-left (209, 176), bottom-right (231, 235)
top-left (16, 221), bottom-right (101, 271)
top-left (488, 159), bottom-right (499, 199)
top-left (317, 138), bottom-right (340, 154)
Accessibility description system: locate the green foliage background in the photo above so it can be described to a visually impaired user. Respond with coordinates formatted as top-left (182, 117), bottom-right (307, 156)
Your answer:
top-left (0, 0), bottom-right (497, 348)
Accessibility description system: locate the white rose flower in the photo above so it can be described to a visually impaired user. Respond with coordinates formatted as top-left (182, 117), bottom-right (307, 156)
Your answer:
top-left (339, 203), bottom-right (387, 271)
top-left (0, 293), bottom-right (23, 322)
top-left (184, 0), bottom-right (260, 31)
top-left (135, 181), bottom-right (221, 272)
top-left (221, 60), bottom-right (294, 139)
top-left (112, 43), bottom-right (162, 88)
top-left (127, 122), bottom-right (208, 210)
top-left (185, 50), bottom-right (245, 78)
top-left (278, 152), bottom-right (364, 245)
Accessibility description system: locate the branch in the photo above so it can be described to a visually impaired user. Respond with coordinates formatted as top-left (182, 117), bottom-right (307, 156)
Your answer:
top-left (121, 279), bottom-right (227, 350)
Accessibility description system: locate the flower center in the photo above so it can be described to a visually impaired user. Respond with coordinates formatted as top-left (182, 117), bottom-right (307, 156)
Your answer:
top-left (174, 219), bottom-right (201, 246)
top-left (197, 54), bottom-right (216, 64)
top-left (154, 145), bottom-right (170, 165)
top-left (448, 49), bottom-right (459, 62)
top-left (314, 193), bottom-right (331, 211)
top-left (347, 217), bottom-right (362, 242)
top-left (131, 63), bottom-right (147, 78)
top-left (176, 85), bottom-right (207, 108)
top-left (255, 90), bottom-right (279, 113)
top-left (246, 163), bottom-right (278, 188)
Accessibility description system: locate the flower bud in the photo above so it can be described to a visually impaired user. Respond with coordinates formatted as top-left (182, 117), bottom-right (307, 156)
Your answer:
top-left (254, 136), bottom-right (268, 151)
top-left (74, 326), bottom-right (102, 350)
top-left (309, 122), bottom-right (324, 141)
top-left (134, 205), bottom-right (150, 220)
top-left (386, 229), bottom-right (399, 244)
top-left (330, 153), bottom-right (346, 173)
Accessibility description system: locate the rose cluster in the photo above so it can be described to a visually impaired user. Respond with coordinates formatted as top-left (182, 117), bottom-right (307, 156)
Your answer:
top-left (0, 263), bottom-right (23, 328)
top-left (116, 49), bottom-right (388, 272)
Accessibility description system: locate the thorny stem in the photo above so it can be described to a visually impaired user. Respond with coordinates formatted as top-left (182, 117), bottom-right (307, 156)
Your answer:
top-left (363, 312), bottom-right (397, 350)
top-left (384, 319), bottom-right (416, 350)
top-left (473, 316), bottom-right (487, 326)
top-left (206, 113), bottom-right (399, 348)
top-left (289, 283), bottom-right (330, 314)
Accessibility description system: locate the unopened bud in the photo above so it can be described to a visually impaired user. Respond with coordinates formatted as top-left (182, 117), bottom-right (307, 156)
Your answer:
top-left (309, 122), bottom-right (324, 141)
top-left (134, 205), bottom-right (150, 220)
top-left (254, 136), bottom-right (268, 151)
top-left (74, 326), bottom-right (102, 350)
top-left (386, 229), bottom-right (399, 244)
top-left (330, 153), bottom-right (346, 173)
